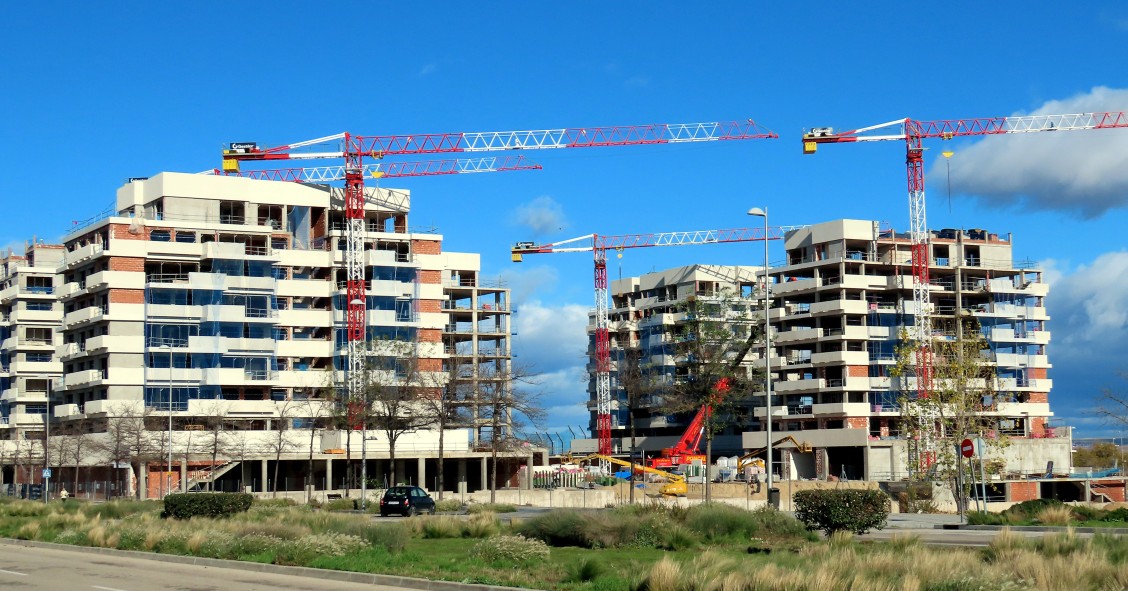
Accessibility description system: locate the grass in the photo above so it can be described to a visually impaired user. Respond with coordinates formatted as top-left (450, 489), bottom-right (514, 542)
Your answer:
top-left (7, 497), bottom-right (1128, 590)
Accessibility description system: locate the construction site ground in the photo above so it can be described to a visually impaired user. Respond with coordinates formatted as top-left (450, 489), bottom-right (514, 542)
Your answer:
top-left (609, 479), bottom-right (879, 508)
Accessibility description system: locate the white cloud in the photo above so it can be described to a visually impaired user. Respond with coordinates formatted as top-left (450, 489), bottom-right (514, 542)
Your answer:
top-left (499, 265), bottom-right (559, 304)
top-left (514, 300), bottom-right (589, 374)
top-left (511, 195), bottom-right (568, 235)
top-left (939, 87), bottom-right (1128, 217)
top-left (1045, 250), bottom-right (1128, 433)
top-left (417, 63), bottom-right (438, 77)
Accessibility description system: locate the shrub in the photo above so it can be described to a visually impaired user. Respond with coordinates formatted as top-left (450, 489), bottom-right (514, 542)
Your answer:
top-left (967, 511), bottom-right (1006, 526)
top-left (323, 498), bottom-right (358, 512)
top-left (253, 498), bottom-right (296, 507)
top-left (566, 557), bottom-right (606, 583)
top-left (793, 489), bottom-right (890, 535)
top-left (684, 503), bottom-right (765, 542)
top-left (274, 532), bottom-right (368, 565)
top-left (471, 534), bottom-right (549, 566)
top-left (1005, 498), bottom-right (1063, 520)
top-left (468, 503), bottom-right (516, 514)
top-left (1069, 504), bottom-right (1104, 522)
top-left (161, 493), bottom-right (253, 520)
top-left (1035, 505), bottom-right (1074, 526)
top-left (1103, 507), bottom-right (1128, 523)
top-left (515, 510), bottom-right (590, 547)
top-left (434, 498), bottom-right (464, 513)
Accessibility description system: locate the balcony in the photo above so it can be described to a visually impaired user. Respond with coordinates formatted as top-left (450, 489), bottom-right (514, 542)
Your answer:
top-left (774, 327), bottom-right (821, 344)
top-left (63, 306), bottom-right (105, 326)
top-left (774, 377), bottom-right (824, 393)
top-left (64, 369), bottom-right (105, 388)
top-left (810, 350), bottom-right (869, 366)
top-left (64, 243), bottom-right (104, 266)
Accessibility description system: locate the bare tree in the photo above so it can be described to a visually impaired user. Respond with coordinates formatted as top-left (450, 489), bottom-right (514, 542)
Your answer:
top-left (300, 388), bottom-right (334, 502)
top-left (1094, 374), bottom-right (1128, 429)
top-left (475, 360), bottom-right (545, 504)
top-left (196, 401), bottom-right (229, 492)
top-left (365, 338), bottom-right (438, 488)
top-left (96, 404), bottom-right (158, 499)
top-left (224, 428), bottom-right (254, 492)
top-left (264, 398), bottom-right (299, 497)
top-left (415, 339), bottom-right (477, 500)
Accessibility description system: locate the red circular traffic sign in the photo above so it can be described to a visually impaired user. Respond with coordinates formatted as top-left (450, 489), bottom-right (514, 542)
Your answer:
top-left (960, 438), bottom-right (975, 458)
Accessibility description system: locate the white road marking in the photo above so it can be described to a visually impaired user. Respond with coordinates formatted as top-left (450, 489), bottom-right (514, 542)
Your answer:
top-left (0, 568), bottom-right (27, 576)
top-left (93, 586), bottom-right (128, 591)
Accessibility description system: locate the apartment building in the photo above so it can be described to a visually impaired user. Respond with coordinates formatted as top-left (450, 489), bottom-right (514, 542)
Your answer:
top-left (0, 244), bottom-right (64, 441)
top-left (0, 172), bottom-right (532, 498)
top-left (589, 265), bottom-right (765, 455)
top-left (586, 220), bottom-right (1068, 482)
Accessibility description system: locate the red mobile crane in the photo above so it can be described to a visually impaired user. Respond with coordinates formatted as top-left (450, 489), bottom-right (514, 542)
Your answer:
top-left (219, 121), bottom-right (777, 442)
top-left (512, 227), bottom-right (784, 458)
top-left (649, 377), bottom-right (732, 469)
top-left (802, 111), bottom-right (1128, 465)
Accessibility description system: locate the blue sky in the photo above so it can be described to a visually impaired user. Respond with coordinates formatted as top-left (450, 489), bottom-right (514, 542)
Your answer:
top-left (2, 2), bottom-right (1127, 440)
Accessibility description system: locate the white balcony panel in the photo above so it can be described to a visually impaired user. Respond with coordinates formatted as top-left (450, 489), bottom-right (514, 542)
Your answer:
top-left (147, 304), bottom-right (202, 320)
top-left (772, 277), bottom-right (821, 296)
top-left (225, 275), bottom-right (276, 291)
top-left (840, 275), bottom-right (887, 290)
top-left (810, 351), bottom-right (869, 366)
top-left (9, 360), bottom-right (62, 374)
top-left (810, 299), bottom-right (869, 316)
top-left (63, 306), bottom-right (103, 326)
top-left (278, 309), bottom-right (333, 326)
top-left (64, 369), bottom-right (104, 388)
top-left (188, 335), bottom-right (227, 355)
top-left (86, 335), bottom-right (139, 354)
top-left (204, 242), bottom-right (248, 260)
top-left (276, 279), bottom-right (333, 298)
top-left (65, 243), bottom-right (104, 266)
top-left (812, 402), bottom-right (872, 415)
top-left (774, 378), bottom-right (823, 393)
top-left (223, 337), bottom-right (276, 353)
top-left (278, 340), bottom-right (334, 358)
top-left (774, 327), bottom-right (821, 344)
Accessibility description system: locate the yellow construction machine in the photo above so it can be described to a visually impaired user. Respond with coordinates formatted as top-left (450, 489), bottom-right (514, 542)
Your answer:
top-left (737, 436), bottom-right (813, 472)
top-left (565, 453), bottom-right (688, 497)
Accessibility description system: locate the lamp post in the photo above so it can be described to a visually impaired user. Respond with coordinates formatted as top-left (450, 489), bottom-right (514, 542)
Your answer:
top-left (747, 207), bottom-right (775, 507)
top-left (349, 298), bottom-right (367, 510)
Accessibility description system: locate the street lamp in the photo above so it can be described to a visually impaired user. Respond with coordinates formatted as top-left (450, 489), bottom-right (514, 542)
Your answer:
top-left (747, 207), bottom-right (775, 507)
top-left (349, 298), bottom-right (367, 510)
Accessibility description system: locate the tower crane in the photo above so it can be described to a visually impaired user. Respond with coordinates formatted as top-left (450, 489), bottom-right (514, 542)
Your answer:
top-left (220, 120), bottom-right (777, 443)
top-left (511, 226), bottom-right (784, 457)
top-left (802, 110), bottom-right (1128, 467)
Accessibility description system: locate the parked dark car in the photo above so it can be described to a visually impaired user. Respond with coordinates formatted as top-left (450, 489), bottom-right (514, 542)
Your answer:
top-left (379, 486), bottom-right (435, 517)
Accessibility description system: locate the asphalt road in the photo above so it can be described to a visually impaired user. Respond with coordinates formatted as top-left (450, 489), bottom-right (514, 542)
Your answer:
top-left (0, 543), bottom-right (422, 591)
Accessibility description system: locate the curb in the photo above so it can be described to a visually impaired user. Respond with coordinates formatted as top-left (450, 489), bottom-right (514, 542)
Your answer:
top-left (955, 525), bottom-right (1128, 535)
top-left (0, 538), bottom-right (513, 591)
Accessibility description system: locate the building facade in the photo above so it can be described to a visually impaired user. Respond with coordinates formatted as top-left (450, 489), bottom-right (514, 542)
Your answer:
top-left (0, 172), bottom-right (533, 498)
top-left (586, 220), bottom-right (1068, 481)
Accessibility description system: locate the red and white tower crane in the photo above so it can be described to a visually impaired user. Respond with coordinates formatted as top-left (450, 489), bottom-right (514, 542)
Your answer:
top-left (220, 120), bottom-right (777, 433)
top-left (511, 227), bottom-right (784, 457)
top-left (802, 111), bottom-right (1128, 466)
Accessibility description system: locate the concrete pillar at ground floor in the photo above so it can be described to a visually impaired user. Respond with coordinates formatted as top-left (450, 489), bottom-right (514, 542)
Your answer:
top-left (526, 454), bottom-right (534, 489)
top-left (325, 458), bottom-right (333, 490)
top-left (480, 457), bottom-right (488, 492)
top-left (260, 460), bottom-right (268, 493)
top-left (458, 459), bottom-right (467, 495)
top-left (138, 464), bottom-right (147, 500)
top-left (417, 457), bottom-right (426, 490)
top-left (180, 458), bottom-right (187, 492)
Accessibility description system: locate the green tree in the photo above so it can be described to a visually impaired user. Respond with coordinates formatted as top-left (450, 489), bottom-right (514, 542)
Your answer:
top-left (1073, 442), bottom-right (1125, 470)
top-left (890, 318), bottom-right (1000, 514)
top-left (661, 288), bottom-right (763, 502)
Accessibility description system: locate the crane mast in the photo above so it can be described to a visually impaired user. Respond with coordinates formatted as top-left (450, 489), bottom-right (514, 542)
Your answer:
top-left (513, 227), bottom-right (784, 458)
top-left (221, 120), bottom-right (776, 448)
top-left (803, 110), bottom-right (1128, 470)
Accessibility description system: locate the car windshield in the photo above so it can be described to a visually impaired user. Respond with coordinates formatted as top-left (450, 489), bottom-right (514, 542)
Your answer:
top-left (385, 488), bottom-right (411, 498)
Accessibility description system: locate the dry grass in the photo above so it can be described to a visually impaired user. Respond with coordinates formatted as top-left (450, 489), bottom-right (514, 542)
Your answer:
top-left (1036, 505), bottom-right (1075, 526)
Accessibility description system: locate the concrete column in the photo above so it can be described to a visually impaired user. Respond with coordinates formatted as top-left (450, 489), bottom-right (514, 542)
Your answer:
top-left (458, 459), bottom-right (467, 493)
top-left (138, 464), bottom-right (147, 500)
top-left (260, 459), bottom-right (269, 493)
top-left (526, 454), bottom-right (534, 489)
top-left (417, 457), bottom-right (426, 490)
top-left (480, 457), bottom-right (489, 492)
top-left (180, 458), bottom-right (188, 492)
top-left (325, 458), bottom-right (333, 491)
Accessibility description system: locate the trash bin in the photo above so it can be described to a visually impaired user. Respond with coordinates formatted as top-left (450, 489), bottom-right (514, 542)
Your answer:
top-left (768, 487), bottom-right (780, 509)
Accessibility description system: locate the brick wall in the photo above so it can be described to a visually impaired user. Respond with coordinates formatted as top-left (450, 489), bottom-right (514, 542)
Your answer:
top-left (418, 329), bottom-right (442, 343)
top-left (412, 240), bottom-right (442, 255)
top-left (418, 359), bottom-right (442, 372)
top-left (1028, 392), bottom-right (1048, 403)
top-left (847, 365), bottom-right (868, 377)
top-left (110, 289), bottom-right (144, 304)
top-left (419, 270), bottom-right (441, 284)
top-left (1093, 480), bottom-right (1126, 503)
top-left (418, 300), bottom-right (441, 314)
top-left (1030, 368), bottom-right (1047, 379)
top-left (111, 223), bottom-right (147, 241)
top-left (109, 257), bottom-right (145, 272)
top-left (1009, 481), bottom-right (1039, 502)
top-left (1030, 416), bottom-right (1048, 436)
top-left (846, 417), bottom-right (869, 429)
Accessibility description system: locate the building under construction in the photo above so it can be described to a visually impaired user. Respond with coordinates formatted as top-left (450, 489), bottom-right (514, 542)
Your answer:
top-left (580, 219), bottom-right (1071, 487)
top-left (0, 173), bottom-right (544, 499)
